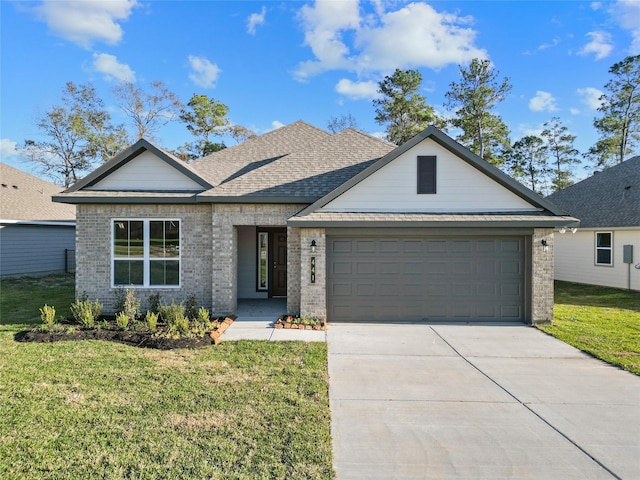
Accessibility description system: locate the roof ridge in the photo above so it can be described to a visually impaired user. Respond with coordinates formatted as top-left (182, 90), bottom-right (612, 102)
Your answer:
top-left (335, 127), bottom-right (395, 147)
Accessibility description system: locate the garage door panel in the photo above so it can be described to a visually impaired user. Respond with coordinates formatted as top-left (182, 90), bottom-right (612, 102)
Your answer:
top-left (355, 240), bottom-right (376, 253)
top-left (328, 236), bottom-right (526, 323)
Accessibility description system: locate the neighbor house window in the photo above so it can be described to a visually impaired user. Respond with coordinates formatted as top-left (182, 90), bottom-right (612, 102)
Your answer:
top-left (257, 231), bottom-right (268, 291)
top-left (417, 156), bottom-right (436, 194)
top-left (595, 232), bottom-right (612, 266)
top-left (113, 219), bottom-right (180, 287)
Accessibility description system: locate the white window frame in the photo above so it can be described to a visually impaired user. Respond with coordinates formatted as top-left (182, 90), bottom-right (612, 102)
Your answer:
top-left (111, 218), bottom-right (182, 288)
top-left (595, 231), bottom-right (613, 267)
top-left (257, 231), bottom-right (269, 291)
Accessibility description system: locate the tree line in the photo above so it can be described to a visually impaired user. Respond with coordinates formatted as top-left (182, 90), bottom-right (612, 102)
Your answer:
top-left (21, 81), bottom-right (254, 187)
top-left (22, 55), bottom-right (638, 193)
top-left (369, 55), bottom-right (639, 194)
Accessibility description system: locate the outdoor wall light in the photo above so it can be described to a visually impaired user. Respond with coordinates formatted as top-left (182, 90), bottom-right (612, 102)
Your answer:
top-left (559, 227), bottom-right (566, 234)
top-left (541, 239), bottom-right (548, 252)
top-left (571, 228), bottom-right (577, 234)
top-left (310, 240), bottom-right (317, 253)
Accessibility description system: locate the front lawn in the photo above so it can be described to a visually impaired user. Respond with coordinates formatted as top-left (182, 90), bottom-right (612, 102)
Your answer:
top-left (538, 281), bottom-right (640, 375)
top-left (0, 274), bottom-right (334, 479)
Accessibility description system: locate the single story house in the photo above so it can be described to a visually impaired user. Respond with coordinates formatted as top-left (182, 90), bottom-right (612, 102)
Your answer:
top-left (547, 157), bottom-right (639, 291)
top-left (0, 163), bottom-right (76, 277)
top-left (54, 121), bottom-right (576, 324)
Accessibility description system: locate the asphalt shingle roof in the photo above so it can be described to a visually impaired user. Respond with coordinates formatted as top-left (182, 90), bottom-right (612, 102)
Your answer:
top-left (191, 120), bottom-right (333, 187)
top-left (198, 127), bottom-right (395, 199)
top-left (546, 156), bottom-right (640, 228)
top-left (1, 163), bottom-right (75, 221)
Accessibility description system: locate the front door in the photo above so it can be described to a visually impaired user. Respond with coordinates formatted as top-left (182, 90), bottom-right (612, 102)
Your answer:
top-left (269, 228), bottom-right (287, 297)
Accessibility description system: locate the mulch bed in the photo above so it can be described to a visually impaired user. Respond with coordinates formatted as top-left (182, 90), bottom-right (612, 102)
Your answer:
top-left (14, 316), bottom-right (235, 350)
top-left (274, 315), bottom-right (326, 331)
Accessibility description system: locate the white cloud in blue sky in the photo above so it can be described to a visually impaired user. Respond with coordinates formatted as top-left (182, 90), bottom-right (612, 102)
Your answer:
top-left (578, 31), bottom-right (614, 60)
top-left (529, 91), bottom-right (558, 112)
top-left (91, 53), bottom-right (135, 83)
top-left (295, 1), bottom-right (486, 81)
top-left (577, 87), bottom-right (604, 110)
top-left (0, 139), bottom-right (19, 159)
top-left (35, 0), bottom-right (138, 49)
top-left (247, 6), bottom-right (266, 35)
top-left (611, 0), bottom-right (640, 54)
top-left (335, 79), bottom-right (379, 100)
top-left (188, 55), bottom-right (221, 88)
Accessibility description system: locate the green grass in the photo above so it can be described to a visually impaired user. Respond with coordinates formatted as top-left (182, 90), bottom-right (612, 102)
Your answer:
top-left (538, 281), bottom-right (640, 375)
top-left (0, 275), bottom-right (334, 479)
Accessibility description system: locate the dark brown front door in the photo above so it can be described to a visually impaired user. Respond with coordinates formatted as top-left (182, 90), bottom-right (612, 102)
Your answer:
top-left (269, 228), bottom-right (287, 297)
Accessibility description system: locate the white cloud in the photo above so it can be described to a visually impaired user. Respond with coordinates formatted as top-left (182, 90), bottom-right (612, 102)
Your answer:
top-left (590, 2), bottom-right (603, 10)
top-left (570, 107), bottom-right (581, 115)
top-left (294, 1), bottom-right (486, 81)
top-left (611, 0), bottom-right (640, 54)
top-left (577, 87), bottom-right (604, 110)
top-left (36, 0), bottom-right (138, 49)
top-left (92, 53), bottom-right (135, 82)
top-left (247, 6), bottom-right (266, 35)
top-left (335, 79), bottom-right (379, 100)
top-left (578, 31), bottom-right (613, 60)
top-left (295, 0), bottom-right (360, 80)
top-left (0, 138), bottom-right (18, 158)
top-left (188, 55), bottom-right (221, 88)
top-left (529, 91), bottom-right (558, 112)
top-left (356, 3), bottom-right (487, 72)
top-left (271, 120), bottom-right (285, 130)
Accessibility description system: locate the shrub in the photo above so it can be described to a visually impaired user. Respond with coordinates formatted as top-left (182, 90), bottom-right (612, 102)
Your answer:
top-left (196, 306), bottom-right (210, 324)
top-left (145, 311), bottom-right (158, 332)
top-left (158, 302), bottom-right (185, 325)
top-left (186, 294), bottom-right (198, 319)
top-left (148, 293), bottom-right (162, 314)
top-left (116, 287), bottom-right (140, 321)
top-left (39, 304), bottom-right (56, 327)
top-left (70, 299), bottom-right (102, 328)
top-left (115, 312), bottom-right (130, 330)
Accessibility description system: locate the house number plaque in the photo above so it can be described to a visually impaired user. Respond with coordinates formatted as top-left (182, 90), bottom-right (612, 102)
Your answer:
top-left (310, 256), bottom-right (316, 283)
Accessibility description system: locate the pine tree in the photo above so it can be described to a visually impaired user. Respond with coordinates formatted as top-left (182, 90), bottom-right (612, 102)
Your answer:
top-left (588, 55), bottom-right (640, 167)
top-left (445, 59), bottom-right (512, 166)
top-left (373, 69), bottom-right (443, 145)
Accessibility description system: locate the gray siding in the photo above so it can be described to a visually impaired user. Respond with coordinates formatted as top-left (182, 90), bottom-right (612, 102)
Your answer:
top-left (0, 224), bottom-right (75, 277)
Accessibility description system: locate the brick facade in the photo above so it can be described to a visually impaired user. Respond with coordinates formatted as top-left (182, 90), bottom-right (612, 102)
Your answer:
top-left (76, 204), bottom-right (213, 313)
top-left (76, 205), bottom-right (555, 324)
top-left (531, 228), bottom-right (554, 324)
top-left (299, 228), bottom-right (327, 320)
top-left (209, 203), bottom-right (306, 314)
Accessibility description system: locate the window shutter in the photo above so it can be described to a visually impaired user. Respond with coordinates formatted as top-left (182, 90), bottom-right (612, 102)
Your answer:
top-left (417, 156), bottom-right (436, 194)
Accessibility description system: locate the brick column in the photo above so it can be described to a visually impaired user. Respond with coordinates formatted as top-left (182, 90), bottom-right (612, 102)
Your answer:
top-left (299, 228), bottom-right (326, 320)
top-left (532, 228), bottom-right (554, 324)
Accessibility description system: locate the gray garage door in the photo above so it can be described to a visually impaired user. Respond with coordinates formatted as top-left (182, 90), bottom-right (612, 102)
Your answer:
top-left (327, 236), bottom-right (526, 323)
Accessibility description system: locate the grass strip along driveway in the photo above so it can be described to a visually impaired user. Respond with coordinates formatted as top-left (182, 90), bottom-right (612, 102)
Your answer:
top-left (540, 281), bottom-right (640, 375)
top-left (0, 274), bottom-right (334, 480)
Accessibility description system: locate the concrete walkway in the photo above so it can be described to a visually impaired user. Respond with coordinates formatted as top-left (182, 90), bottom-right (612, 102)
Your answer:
top-left (220, 299), bottom-right (326, 342)
top-left (328, 323), bottom-right (640, 480)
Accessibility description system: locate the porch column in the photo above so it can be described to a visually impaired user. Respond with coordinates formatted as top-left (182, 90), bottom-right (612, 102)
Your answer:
top-left (299, 227), bottom-right (326, 321)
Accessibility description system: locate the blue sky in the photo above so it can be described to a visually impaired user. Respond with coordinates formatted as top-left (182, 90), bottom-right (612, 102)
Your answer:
top-left (1, 0), bottom-right (639, 184)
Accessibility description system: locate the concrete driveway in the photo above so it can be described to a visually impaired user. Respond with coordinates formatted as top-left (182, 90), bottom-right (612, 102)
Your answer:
top-left (328, 323), bottom-right (640, 480)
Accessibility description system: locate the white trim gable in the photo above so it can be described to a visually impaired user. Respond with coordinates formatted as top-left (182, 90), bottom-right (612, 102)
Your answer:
top-left (320, 138), bottom-right (537, 213)
top-left (86, 151), bottom-right (203, 191)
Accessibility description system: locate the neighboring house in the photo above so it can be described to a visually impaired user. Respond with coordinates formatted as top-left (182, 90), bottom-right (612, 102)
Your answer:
top-left (54, 121), bottom-right (576, 324)
top-left (547, 157), bottom-right (640, 291)
top-left (0, 163), bottom-right (76, 277)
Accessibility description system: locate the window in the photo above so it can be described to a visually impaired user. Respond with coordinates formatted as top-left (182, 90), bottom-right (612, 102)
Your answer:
top-left (595, 232), bottom-right (612, 266)
top-left (113, 219), bottom-right (180, 287)
top-left (257, 231), bottom-right (268, 291)
top-left (417, 156), bottom-right (436, 194)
